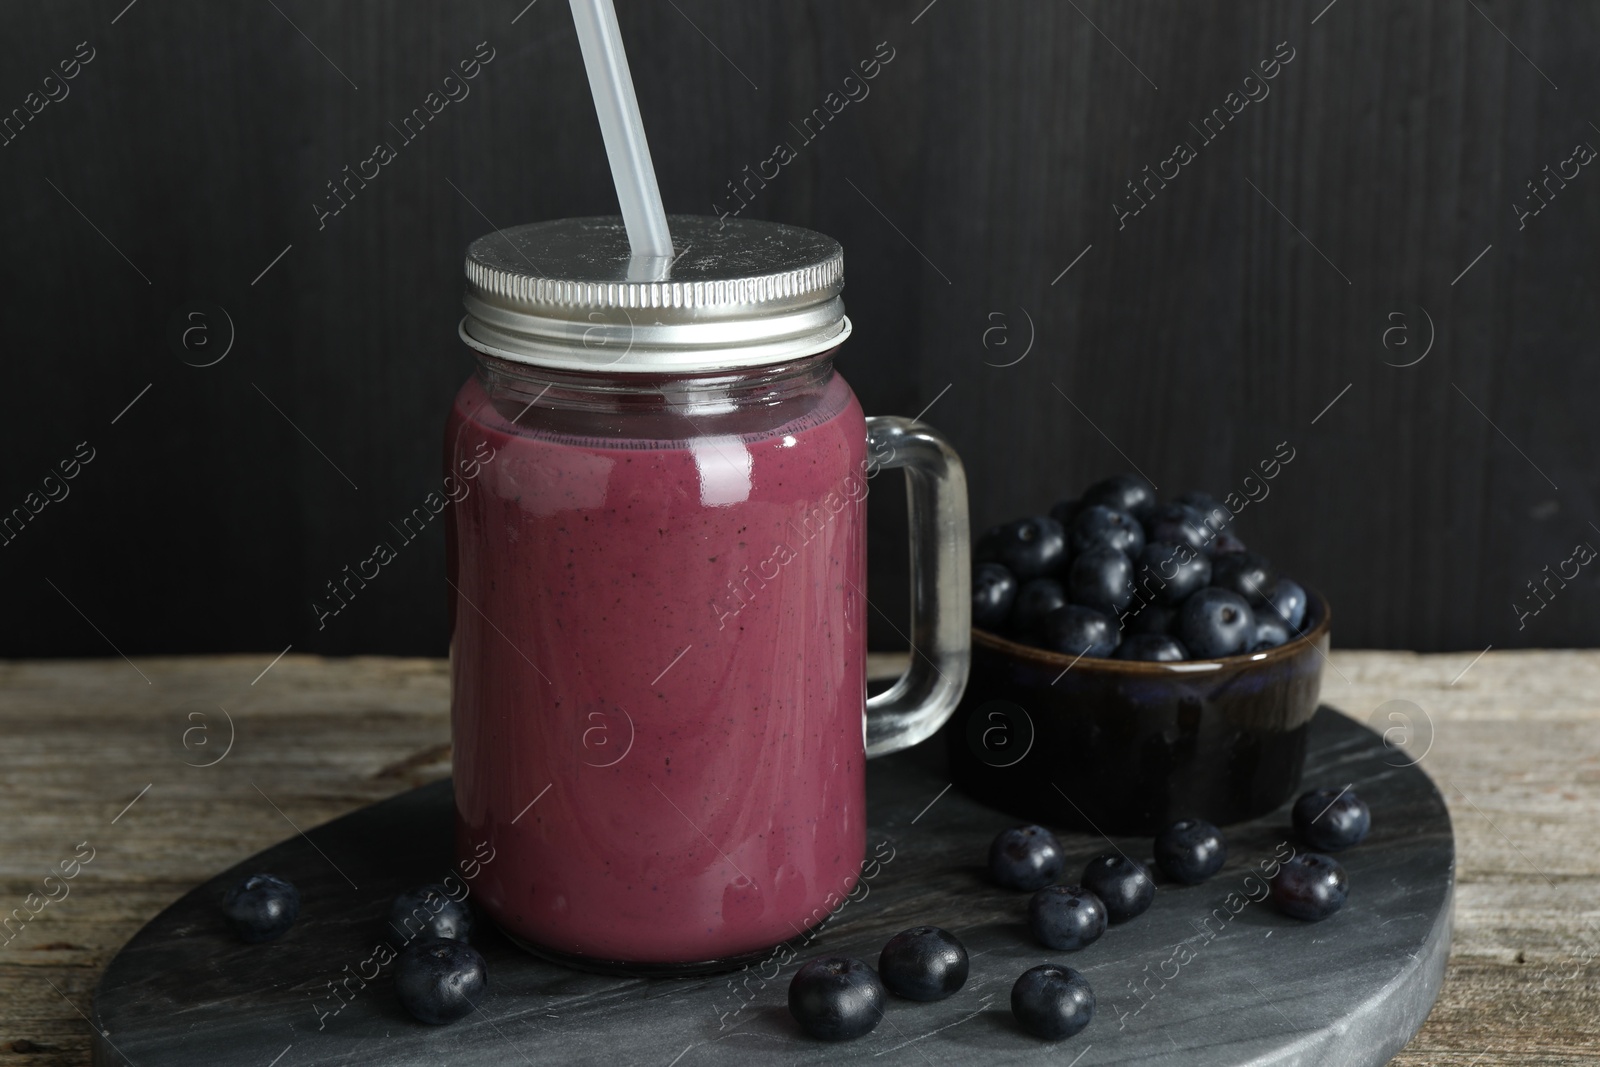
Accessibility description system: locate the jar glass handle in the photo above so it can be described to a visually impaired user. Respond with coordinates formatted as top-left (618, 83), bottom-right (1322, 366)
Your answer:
top-left (863, 416), bottom-right (971, 757)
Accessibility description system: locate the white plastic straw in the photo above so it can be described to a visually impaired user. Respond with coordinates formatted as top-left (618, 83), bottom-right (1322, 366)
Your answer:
top-left (569, 0), bottom-right (674, 259)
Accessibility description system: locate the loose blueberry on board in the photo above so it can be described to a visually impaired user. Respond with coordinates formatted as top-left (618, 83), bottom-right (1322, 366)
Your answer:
top-left (1082, 473), bottom-right (1158, 519)
top-left (1011, 578), bottom-right (1068, 641)
top-left (878, 926), bottom-right (969, 1001)
top-left (991, 516), bottom-right (1068, 580)
top-left (221, 873), bottom-right (300, 944)
top-left (1211, 551), bottom-right (1278, 604)
top-left (1067, 546), bottom-right (1136, 616)
top-left (1028, 885), bottom-right (1108, 951)
top-left (1178, 588), bottom-right (1257, 658)
top-left (1138, 541), bottom-right (1212, 604)
top-left (973, 562), bottom-right (1019, 631)
top-left (394, 937), bottom-right (488, 1025)
top-left (1270, 577), bottom-right (1309, 631)
top-left (1293, 788), bottom-right (1372, 851)
top-left (1081, 854), bottom-right (1156, 923)
top-left (1143, 502), bottom-right (1212, 555)
top-left (1269, 854), bottom-right (1350, 921)
top-left (388, 884), bottom-right (473, 944)
top-left (1154, 819), bottom-right (1228, 884)
top-left (787, 957), bottom-right (885, 1041)
top-left (1252, 608), bottom-right (1291, 650)
top-left (1115, 633), bottom-right (1188, 662)
top-left (1043, 604), bottom-right (1120, 659)
top-left (988, 825), bottom-right (1067, 891)
top-left (1069, 505), bottom-right (1146, 558)
top-left (1011, 963), bottom-right (1095, 1040)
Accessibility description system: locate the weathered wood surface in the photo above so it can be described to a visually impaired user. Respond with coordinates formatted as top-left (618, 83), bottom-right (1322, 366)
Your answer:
top-left (0, 650), bottom-right (1596, 1063)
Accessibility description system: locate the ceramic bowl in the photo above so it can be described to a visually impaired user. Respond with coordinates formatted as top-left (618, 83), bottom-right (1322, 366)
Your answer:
top-left (942, 590), bottom-right (1331, 835)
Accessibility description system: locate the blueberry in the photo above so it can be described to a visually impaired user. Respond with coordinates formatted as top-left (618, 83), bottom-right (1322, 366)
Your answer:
top-left (1269, 854), bottom-right (1349, 921)
top-left (394, 936), bottom-right (488, 1024)
top-left (1011, 964), bottom-right (1095, 1040)
top-left (988, 825), bottom-right (1066, 891)
top-left (389, 884), bottom-right (473, 944)
top-left (1211, 551), bottom-right (1277, 604)
top-left (1066, 546), bottom-right (1135, 616)
top-left (1082, 474), bottom-right (1157, 519)
top-left (1080, 854), bottom-right (1155, 923)
top-left (1069, 505), bottom-right (1145, 557)
top-left (973, 562), bottom-right (1018, 631)
top-left (1252, 609), bottom-right (1291, 650)
top-left (1211, 532), bottom-right (1248, 555)
top-left (787, 956), bottom-right (885, 1041)
top-left (1043, 605), bottom-right (1120, 659)
top-left (1011, 578), bottom-right (1067, 641)
top-left (1115, 634), bottom-right (1188, 662)
top-left (991, 516), bottom-right (1068, 580)
top-left (1136, 541), bottom-right (1212, 605)
top-left (221, 873), bottom-right (300, 943)
top-left (1143, 503), bottom-right (1211, 555)
top-left (1269, 578), bottom-right (1309, 631)
top-left (1292, 788), bottom-right (1371, 851)
top-left (1176, 494), bottom-right (1233, 546)
top-left (1153, 819), bottom-right (1227, 884)
top-left (1125, 601), bottom-right (1179, 636)
top-left (1177, 588), bottom-right (1256, 659)
top-left (1028, 885), bottom-right (1107, 951)
top-left (878, 926), bottom-right (968, 1001)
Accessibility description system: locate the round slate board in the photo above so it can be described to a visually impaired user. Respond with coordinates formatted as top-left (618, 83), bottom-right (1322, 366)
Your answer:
top-left (91, 706), bottom-right (1452, 1066)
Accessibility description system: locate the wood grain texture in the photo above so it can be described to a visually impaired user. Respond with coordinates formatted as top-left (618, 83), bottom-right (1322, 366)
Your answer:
top-left (0, 651), bottom-right (1594, 1063)
top-left (0, 1), bottom-right (1596, 658)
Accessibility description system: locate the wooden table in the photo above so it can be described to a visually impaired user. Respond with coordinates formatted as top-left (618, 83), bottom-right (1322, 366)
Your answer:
top-left (2, 651), bottom-right (1595, 1064)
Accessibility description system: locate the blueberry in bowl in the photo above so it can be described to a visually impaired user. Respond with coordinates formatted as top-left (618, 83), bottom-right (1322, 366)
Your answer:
top-left (1178, 588), bottom-right (1256, 659)
top-left (972, 562), bottom-right (1019, 631)
top-left (948, 476), bottom-right (1331, 834)
top-left (988, 516), bottom-right (1068, 581)
top-left (1069, 505), bottom-right (1145, 558)
top-left (1042, 604), bottom-right (1120, 659)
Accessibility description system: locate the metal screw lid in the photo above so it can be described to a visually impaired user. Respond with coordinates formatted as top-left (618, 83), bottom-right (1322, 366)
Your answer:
top-left (459, 215), bottom-right (850, 373)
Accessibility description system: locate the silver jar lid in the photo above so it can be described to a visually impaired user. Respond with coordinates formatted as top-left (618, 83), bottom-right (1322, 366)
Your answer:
top-left (459, 215), bottom-right (850, 373)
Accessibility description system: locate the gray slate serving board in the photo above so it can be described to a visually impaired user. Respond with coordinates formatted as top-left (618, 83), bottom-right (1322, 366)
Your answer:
top-left (91, 707), bottom-right (1453, 1066)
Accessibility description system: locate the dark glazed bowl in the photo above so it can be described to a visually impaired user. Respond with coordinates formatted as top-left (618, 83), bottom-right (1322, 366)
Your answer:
top-left (942, 590), bottom-right (1330, 835)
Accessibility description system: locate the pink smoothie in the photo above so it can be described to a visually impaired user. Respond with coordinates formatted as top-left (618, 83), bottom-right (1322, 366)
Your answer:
top-left (445, 370), bottom-right (869, 964)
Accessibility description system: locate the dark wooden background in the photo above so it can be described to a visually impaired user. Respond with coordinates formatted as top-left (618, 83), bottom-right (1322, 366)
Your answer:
top-left (1, 0), bottom-right (1594, 659)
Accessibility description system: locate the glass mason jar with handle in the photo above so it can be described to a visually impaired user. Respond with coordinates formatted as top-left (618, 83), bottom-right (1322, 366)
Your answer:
top-left (446, 215), bottom-right (969, 974)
